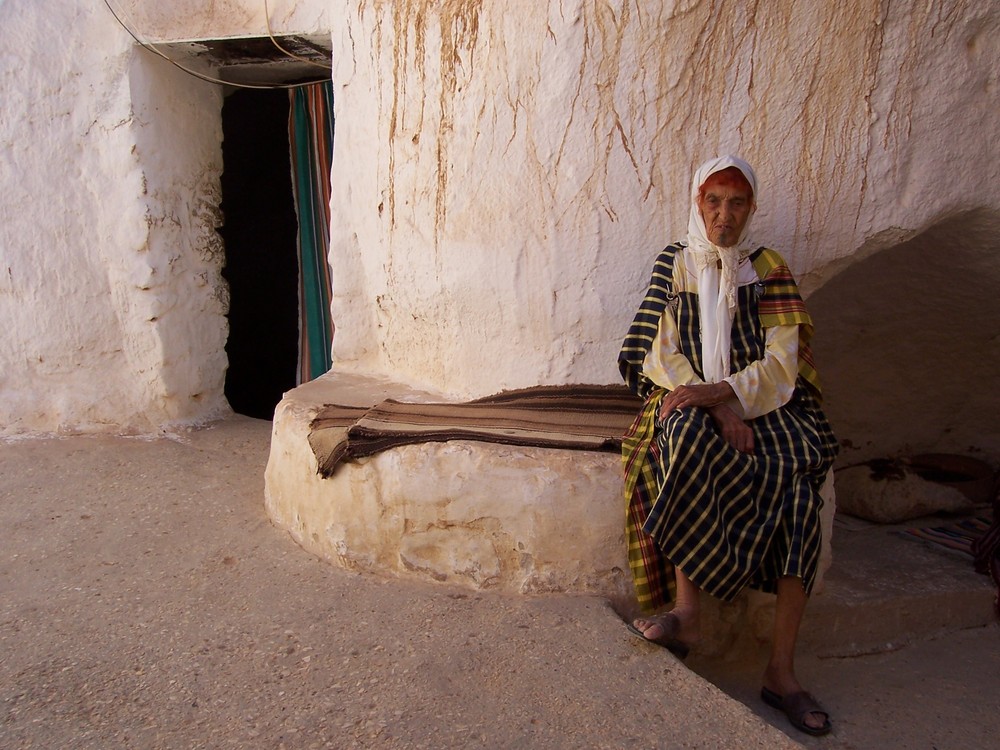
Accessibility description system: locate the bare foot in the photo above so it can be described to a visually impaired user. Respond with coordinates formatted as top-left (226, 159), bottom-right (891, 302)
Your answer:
top-left (631, 607), bottom-right (700, 649)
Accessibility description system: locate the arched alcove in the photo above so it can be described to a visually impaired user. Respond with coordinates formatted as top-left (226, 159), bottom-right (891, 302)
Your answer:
top-left (807, 209), bottom-right (1000, 468)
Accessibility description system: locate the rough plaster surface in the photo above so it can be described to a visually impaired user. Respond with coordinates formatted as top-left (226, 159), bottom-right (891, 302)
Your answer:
top-left (2, 0), bottom-right (999, 455)
top-left (113, 0), bottom-right (331, 43)
top-left (264, 374), bottom-right (634, 601)
top-left (0, 0), bottom-right (228, 435)
top-left (328, 0), bottom-right (1000, 410)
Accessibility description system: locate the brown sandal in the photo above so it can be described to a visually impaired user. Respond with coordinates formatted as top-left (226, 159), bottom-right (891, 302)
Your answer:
top-left (626, 614), bottom-right (690, 660)
top-left (760, 686), bottom-right (832, 736)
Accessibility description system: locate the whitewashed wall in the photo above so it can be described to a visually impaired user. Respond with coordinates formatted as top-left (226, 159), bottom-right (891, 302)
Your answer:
top-left (0, 1), bottom-right (222, 434)
top-left (330, 1), bottom-right (1000, 403)
top-left (2, 1), bottom-right (998, 451)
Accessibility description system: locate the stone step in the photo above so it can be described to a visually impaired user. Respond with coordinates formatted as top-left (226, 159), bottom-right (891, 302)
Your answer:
top-left (708, 513), bottom-right (996, 662)
top-left (803, 514), bottom-right (995, 657)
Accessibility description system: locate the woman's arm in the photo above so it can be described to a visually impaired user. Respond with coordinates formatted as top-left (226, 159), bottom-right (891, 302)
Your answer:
top-left (722, 324), bottom-right (799, 419)
top-left (642, 303), bottom-right (705, 392)
top-left (651, 323), bottom-right (800, 454)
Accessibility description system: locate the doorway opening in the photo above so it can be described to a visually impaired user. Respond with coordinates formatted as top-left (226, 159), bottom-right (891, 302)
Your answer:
top-left (147, 33), bottom-right (335, 420)
top-left (219, 88), bottom-right (300, 419)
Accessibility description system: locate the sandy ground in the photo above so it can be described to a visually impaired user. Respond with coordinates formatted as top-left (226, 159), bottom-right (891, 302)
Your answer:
top-left (2, 416), bottom-right (998, 749)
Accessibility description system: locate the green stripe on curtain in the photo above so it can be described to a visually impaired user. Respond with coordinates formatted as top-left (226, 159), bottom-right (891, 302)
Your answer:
top-left (289, 81), bottom-right (335, 384)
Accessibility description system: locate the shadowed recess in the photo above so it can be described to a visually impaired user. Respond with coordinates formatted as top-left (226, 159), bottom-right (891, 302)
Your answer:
top-left (807, 209), bottom-right (1000, 464)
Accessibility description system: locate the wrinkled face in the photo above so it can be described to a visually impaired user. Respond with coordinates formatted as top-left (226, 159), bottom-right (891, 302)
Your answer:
top-left (697, 183), bottom-right (753, 248)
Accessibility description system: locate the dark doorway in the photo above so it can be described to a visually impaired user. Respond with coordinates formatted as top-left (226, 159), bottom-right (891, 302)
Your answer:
top-left (219, 88), bottom-right (299, 419)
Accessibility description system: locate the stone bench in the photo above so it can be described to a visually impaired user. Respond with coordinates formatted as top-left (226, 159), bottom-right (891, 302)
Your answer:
top-left (264, 370), bottom-right (836, 656)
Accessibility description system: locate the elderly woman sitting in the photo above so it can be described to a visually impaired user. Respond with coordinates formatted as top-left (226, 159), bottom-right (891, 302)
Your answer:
top-left (619, 156), bottom-right (838, 737)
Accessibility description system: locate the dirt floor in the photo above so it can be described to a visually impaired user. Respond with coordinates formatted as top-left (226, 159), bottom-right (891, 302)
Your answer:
top-left (2, 416), bottom-right (998, 749)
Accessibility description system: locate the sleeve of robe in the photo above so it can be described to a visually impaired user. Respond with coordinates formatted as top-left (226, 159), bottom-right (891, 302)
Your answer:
top-left (642, 308), bottom-right (800, 420)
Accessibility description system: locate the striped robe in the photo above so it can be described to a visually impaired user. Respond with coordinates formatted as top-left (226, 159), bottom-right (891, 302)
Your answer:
top-left (619, 245), bottom-right (838, 611)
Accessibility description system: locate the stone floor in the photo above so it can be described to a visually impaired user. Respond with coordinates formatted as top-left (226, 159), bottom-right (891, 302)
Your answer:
top-left (2, 416), bottom-right (998, 749)
top-left (690, 510), bottom-right (1000, 749)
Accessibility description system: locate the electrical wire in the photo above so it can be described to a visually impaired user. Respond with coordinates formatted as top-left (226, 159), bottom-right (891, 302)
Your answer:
top-left (264, 0), bottom-right (332, 72)
top-left (101, 0), bottom-right (331, 90)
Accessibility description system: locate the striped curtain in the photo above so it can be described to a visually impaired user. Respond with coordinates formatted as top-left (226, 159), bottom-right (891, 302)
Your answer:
top-left (289, 81), bottom-right (335, 384)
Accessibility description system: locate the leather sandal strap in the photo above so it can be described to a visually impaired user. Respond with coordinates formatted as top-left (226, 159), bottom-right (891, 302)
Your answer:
top-left (784, 691), bottom-right (829, 724)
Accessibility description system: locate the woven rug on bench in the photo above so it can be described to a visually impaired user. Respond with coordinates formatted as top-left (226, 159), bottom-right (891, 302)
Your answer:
top-left (307, 384), bottom-right (643, 478)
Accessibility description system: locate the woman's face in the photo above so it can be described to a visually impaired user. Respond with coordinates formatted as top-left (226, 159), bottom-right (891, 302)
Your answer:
top-left (697, 184), bottom-right (753, 248)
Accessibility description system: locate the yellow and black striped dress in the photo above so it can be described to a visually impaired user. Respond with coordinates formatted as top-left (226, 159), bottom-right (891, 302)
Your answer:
top-left (619, 244), bottom-right (838, 612)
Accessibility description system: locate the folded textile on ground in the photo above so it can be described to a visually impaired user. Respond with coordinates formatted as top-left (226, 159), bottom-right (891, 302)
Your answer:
top-left (897, 516), bottom-right (991, 555)
top-left (307, 384), bottom-right (643, 478)
top-left (971, 484), bottom-right (1000, 619)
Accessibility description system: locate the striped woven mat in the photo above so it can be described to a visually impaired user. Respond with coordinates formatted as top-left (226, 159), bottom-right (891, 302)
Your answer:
top-left (308, 384), bottom-right (643, 478)
top-left (897, 516), bottom-right (992, 556)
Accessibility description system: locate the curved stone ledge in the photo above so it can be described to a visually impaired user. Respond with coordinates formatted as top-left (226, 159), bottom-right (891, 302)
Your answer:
top-left (264, 371), bottom-right (836, 650)
top-left (263, 372), bottom-right (634, 602)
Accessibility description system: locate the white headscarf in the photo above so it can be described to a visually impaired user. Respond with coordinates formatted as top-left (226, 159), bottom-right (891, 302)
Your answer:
top-left (685, 155), bottom-right (758, 384)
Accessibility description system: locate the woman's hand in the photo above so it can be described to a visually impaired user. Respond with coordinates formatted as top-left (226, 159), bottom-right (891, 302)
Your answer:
top-left (658, 382), bottom-right (734, 417)
top-left (708, 404), bottom-right (755, 454)
top-left (658, 382), bottom-right (754, 453)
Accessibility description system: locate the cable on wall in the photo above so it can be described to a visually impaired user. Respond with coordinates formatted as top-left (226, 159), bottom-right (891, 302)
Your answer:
top-left (264, 0), bottom-right (332, 72)
top-left (101, 0), bottom-right (331, 90)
